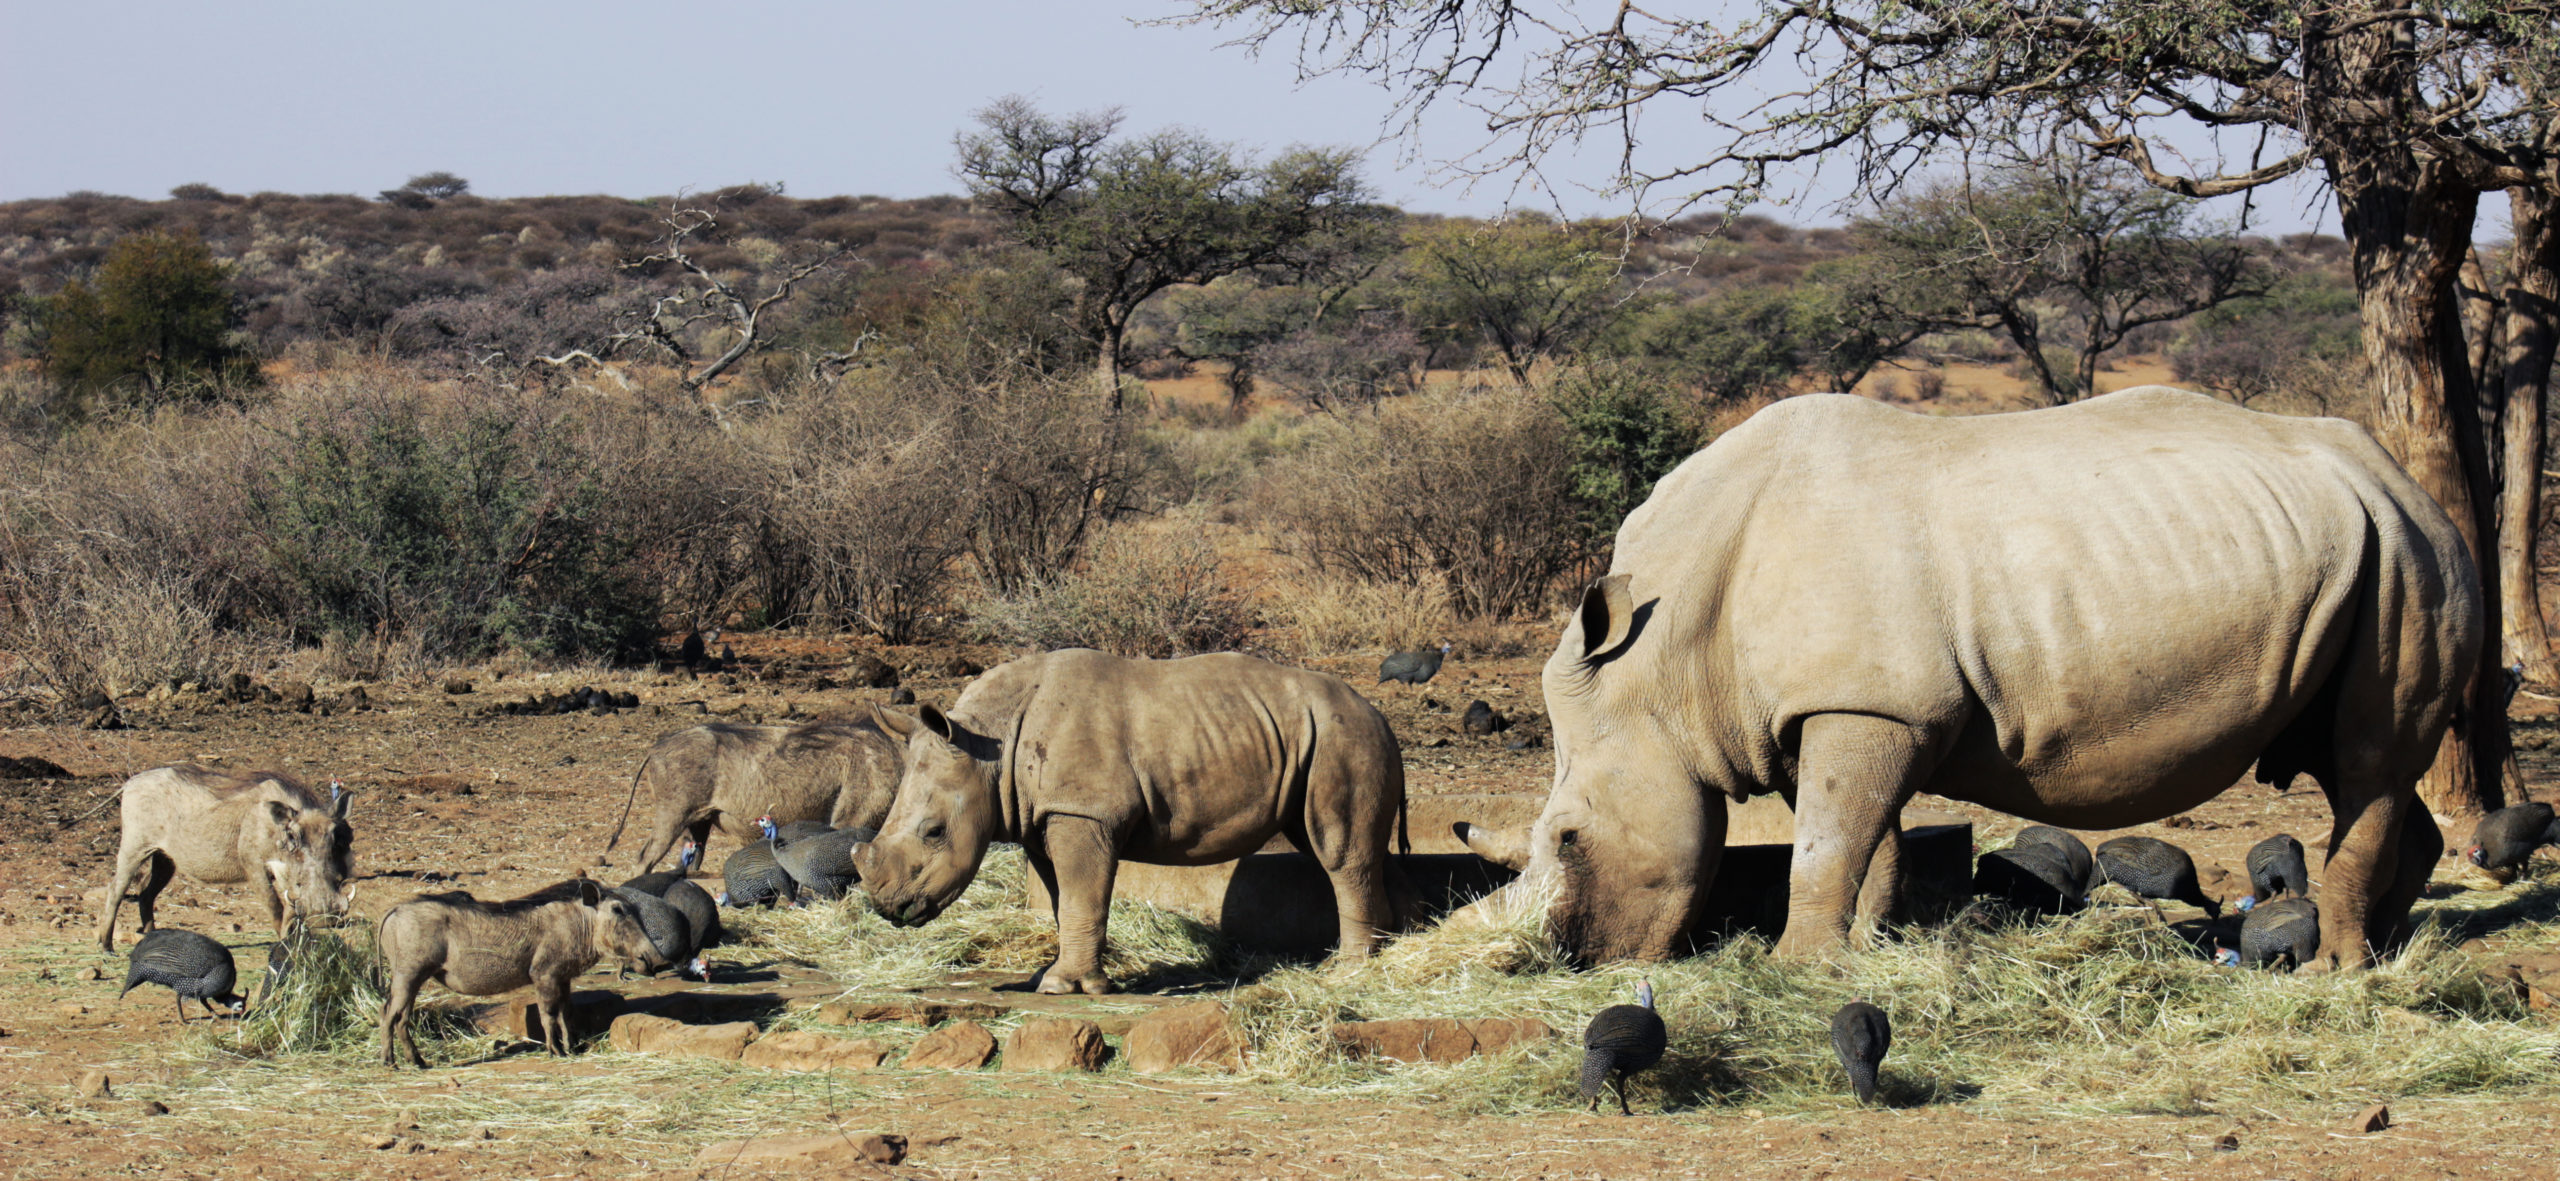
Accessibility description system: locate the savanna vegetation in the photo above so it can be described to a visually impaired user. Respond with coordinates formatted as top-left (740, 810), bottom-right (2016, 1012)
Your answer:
top-left (0, 113), bottom-right (2406, 713)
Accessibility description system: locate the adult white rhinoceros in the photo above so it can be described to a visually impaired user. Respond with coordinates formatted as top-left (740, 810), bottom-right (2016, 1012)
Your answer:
top-left (1497, 387), bottom-right (2478, 969)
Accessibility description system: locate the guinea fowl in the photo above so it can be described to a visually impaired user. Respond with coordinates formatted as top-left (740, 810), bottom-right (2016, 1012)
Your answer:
top-left (1580, 978), bottom-right (1669, 1116)
top-left (2093, 836), bottom-right (2221, 917)
top-left (2241, 833), bottom-right (2312, 908)
top-left (775, 825), bottom-right (877, 901)
top-left (123, 928), bottom-right (245, 1022)
top-left (608, 886), bottom-right (706, 979)
top-left (718, 829), bottom-right (797, 908)
top-left (621, 837), bottom-right (703, 897)
top-left (2010, 826), bottom-right (2094, 893)
top-left (2467, 802), bottom-right (2559, 882)
top-left (1973, 842), bottom-right (2087, 917)
top-left (1377, 643), bottom-right (1452, 687)
top-left (1830, 1001), bottom-right (1892, 1105)
top-left (2239, 896), bottom-right (2321, 970)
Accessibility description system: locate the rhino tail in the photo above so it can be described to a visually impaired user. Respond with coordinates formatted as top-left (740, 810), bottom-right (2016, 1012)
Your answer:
top-left (1397, 788), bottom-right (1411, 858)
top-left (603, 759), bottom-right (650, 853)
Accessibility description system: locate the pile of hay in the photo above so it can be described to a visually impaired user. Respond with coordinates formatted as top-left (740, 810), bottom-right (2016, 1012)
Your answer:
top-left (194, 922), bottom-right (474, 1064)
top-left (743, 853), bottom-right (2560, 1116)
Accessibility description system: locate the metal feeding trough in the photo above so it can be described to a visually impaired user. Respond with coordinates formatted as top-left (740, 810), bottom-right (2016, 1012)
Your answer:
top-left (1026, 796), bottom-right (1974, 956)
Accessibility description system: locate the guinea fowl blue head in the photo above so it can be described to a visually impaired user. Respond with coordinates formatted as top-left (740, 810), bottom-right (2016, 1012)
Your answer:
top-left (2212, 943), bottom-right (2240, 967)
top-left (1635, 978), bottom-right (1655, 1009)
top-left (677, 837), bottom-right (701, 873)
top-left (758, 815), bottom-right (779, 842)
top-left (2467, 843), bottom-right (2486, 867)
top-left (2235, 895), bottom-right (2257, 913)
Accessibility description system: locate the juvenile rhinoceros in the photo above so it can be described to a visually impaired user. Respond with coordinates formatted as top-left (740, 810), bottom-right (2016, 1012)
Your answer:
top-left (96, 766), bottom-right (354, 951)
top-left (1477, 388), bottom-right (2476, 970)
top-left (855, 650), bottom-right (1407, 995)
top-left (603, 720), bottom-right (903, 873)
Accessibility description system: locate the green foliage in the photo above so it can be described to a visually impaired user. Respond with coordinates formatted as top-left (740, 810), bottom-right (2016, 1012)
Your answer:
top-left (2170, 269), bottom-right (2363, 401)
top-left (39, 231), bottom-right (259, 407)
top-left (1549, 365), bottom-right (1701, 543)
top-left (957, 96), bottom-right (1385, 385)
top-left (1397, 215), bottom-right (1627, 380)
top-left (251, 395), bottom-right (650, 660)
top-left (1607, 288), bottom-right (1805, 401)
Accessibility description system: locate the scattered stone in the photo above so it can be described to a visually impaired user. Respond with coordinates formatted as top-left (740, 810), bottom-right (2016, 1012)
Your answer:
top-left (607, 1013), bottom-right (756, 1061)
top-left (2213, 1131), bottom-right (2239, 1152)
top-left (741, 1031), bottom-right (892, 1072)
top-left (1460, 700), bottom-right (1509, 735)
top-left (390, 1109), bottom-right (420, 1134)
top-left (1504, 734), bottom-right (1546, 751)
top-left (442, 678), bottom-right (474, 695)
top-left (693, 1132), bottom-right (907, 1166)
top-left (1005, 1017), bottom-right (1110, 1073)
top-left (76, 1070), bottom-right (110, 1098)
top-left (943, 656), bottom-right (983, 678)
top-left (217, 673), bottom-right (256, 704)
top-left (902, 1020), bottom-right (997, 1070)
top-left (890, 687), bottom-right (916, 705)
top-left (276, 681), bottom-right (316, 710)
top-left (370, 1136), bottom-right (399, 1151)
top-left (2347, 1103), bottom-right (2392, 1134)
top-left (1462, 1017), bottom-right (1555, 1053)
top-left (82, 705), bottom-right (127, 731)
top-left (74, 966), bottom-right (100, 982)
top-left (812, 998), bottom-right (1006, 1027)
top-left (0, 755), bottom-right (72, 779)
top-left (1330, 1018), bottom-right (1478, 1064)
top-left (1126, 1001), bottom-right (1239, 1074)
top-left (58, 1003), bottom-right (89, 1018)
top-left (141, 1100), bottom-right (169, 1116)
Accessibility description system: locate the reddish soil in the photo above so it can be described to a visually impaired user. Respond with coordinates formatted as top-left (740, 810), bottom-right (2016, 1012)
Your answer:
top-left (1, 635), bottom-right (2554, 1178)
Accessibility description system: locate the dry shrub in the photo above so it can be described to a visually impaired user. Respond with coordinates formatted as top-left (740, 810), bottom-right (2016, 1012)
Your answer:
top-left (1262, 567), bottom-right (1451, 657)
top-left (748, 389), bottom-right (969, 643)
top-left (968, 514), bottom-right (1255, 657)
top-left (1254, 383), bottom-right (1586, 619)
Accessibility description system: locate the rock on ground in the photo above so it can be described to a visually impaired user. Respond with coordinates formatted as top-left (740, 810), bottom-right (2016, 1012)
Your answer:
top-left (607, 1013), bottom-right (756, 1061)
top-left (741, 1030), bottom-right (891, 1072)
top-left (1126, 1001), bottom-right (1239, 1074)
top-left (901, 1020), bottom-right (997, 1070)
top-left (1004, 1017), bottom-right (1110, 1072)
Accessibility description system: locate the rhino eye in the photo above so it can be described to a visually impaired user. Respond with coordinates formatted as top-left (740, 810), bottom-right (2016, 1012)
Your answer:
top-left (921, 820), bottom-right (947, 841)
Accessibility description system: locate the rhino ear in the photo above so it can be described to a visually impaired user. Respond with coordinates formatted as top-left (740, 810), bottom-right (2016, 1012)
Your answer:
top-left (870, 704), bottom-right (919, 739)
top-left (1574, 574), bottom-right (1639, 664)
top-left (916, 703), bottom-right (958, 743)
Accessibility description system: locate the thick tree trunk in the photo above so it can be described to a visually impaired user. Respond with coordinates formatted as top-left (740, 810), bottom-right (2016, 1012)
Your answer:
top-left (2505, 184), bottom-right (2560, 689)
top-left (1096, 327), bottom-right (1127, 410)
top-left (2334, 155), bottom-right (2505, 819)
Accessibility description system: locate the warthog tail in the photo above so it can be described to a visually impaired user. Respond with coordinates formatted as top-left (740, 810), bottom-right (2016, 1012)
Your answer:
top-left (603, 760), bottom-right (649, 852)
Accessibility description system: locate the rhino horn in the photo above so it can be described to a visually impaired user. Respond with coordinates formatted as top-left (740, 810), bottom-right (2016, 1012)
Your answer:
top-left (1455, 821), bottom-right (1531, 871)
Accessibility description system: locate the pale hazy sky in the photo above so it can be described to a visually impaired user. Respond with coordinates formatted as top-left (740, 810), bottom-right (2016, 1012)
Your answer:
top-left (2, 0), bottom-right (2357, 233)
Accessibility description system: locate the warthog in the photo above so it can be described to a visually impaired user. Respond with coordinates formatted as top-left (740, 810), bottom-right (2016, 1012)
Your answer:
top-left (96, 766), bottom-right (353, 951)
top-left (376, 878), bottom-right (663, 1067)
top-left (604, 720), bottom-right (903, 873)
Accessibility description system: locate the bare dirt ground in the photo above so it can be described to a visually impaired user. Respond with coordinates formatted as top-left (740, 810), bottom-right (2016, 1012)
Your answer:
top-left (2, 635), bottom-right (2556, 1179)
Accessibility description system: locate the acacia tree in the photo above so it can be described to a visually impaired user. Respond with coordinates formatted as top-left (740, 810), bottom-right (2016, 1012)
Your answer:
top-left (1398, 215), bottom-right (1625, 382)
top-left (41, 231), bottom-right (258, 406)
top-left (1183, 0), bottom-right (2560, 819)
top-left (955, 96), bottom-right (1380, 403)
top-left (1867, 159), bottom-right (2267, 405)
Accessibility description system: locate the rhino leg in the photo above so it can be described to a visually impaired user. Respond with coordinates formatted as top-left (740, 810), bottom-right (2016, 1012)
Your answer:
top-left (2370, 800), bottom-right (2442, 954)
top-left (2307, 773), bottom-right (2408, 972)
top-left (1775, 713), bottom-right (1934, 960)
top-left (1291, 817), bottom-right (1395, 960)
top-left (1036, 816), bottom-right (1119, 996)
top-left (1852, 827), bottom-right (1904, 945)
